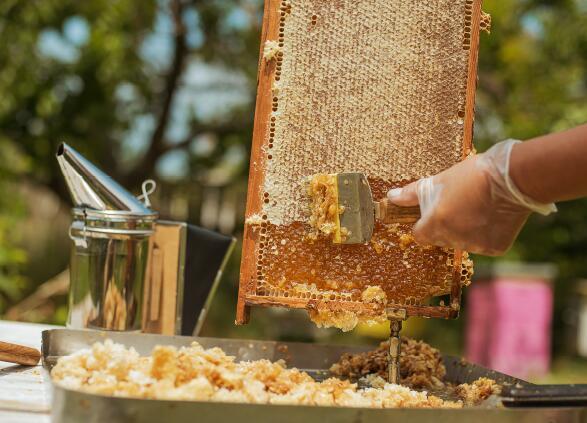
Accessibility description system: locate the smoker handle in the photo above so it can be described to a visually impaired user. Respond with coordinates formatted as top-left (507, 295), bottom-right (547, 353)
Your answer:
top-left (501, 384), bottom-right (587, 407)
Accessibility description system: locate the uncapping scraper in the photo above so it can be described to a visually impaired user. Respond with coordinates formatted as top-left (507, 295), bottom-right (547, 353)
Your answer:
top-left (309, 172), bottom-right (421, 244)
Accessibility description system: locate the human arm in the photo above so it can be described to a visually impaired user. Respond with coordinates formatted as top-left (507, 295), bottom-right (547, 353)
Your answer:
top-left (509, 124), bottom-right (587, 203)
top-left (387, 123), bottom-right (587, 256)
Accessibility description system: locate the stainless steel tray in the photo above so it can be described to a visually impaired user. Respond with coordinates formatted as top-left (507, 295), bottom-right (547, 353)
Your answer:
top-left (42, 329), bottom-right (587, 423)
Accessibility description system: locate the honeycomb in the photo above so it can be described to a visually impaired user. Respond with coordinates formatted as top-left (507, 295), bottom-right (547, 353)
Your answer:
top-left (239, 0), bottom-right (484, 327)
top-left (307, 174), bottom-right (345, 242)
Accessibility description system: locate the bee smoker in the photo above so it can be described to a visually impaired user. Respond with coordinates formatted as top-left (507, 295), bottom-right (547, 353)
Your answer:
top-left (57, 143), bottom-right (158, 331)
top-left (57, 143), bottom-right (236, 334)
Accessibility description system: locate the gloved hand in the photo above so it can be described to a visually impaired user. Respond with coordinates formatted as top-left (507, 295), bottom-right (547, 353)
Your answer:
top-left (387, 140), bottom-right (557, 256)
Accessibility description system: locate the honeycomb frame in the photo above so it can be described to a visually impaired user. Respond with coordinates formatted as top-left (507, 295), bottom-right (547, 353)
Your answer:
top-left (237, 0), bottom-right (484, 325)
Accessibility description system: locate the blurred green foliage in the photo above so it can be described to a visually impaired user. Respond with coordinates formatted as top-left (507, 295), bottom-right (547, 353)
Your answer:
top-left (0, 0), bottom-right (259, 319)
top-left (0, 0), bottom-right (585, 354)
top-left (0, 141), bottom-right (30, 311)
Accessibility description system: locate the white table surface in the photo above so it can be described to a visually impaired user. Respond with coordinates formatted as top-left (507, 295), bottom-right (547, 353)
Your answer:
top-left (0, 321), bottom-right (58, 423)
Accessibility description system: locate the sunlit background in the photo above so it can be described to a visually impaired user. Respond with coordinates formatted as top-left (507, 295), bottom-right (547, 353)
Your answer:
top-left (0, 0), bottom-right (586, 383)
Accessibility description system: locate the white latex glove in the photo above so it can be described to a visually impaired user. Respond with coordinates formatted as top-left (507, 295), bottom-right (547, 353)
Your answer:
top-left (387, 140), bottom-right (557, 256)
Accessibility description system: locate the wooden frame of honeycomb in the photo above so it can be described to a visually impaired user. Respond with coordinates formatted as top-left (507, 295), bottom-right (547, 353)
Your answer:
top-left (237, 0), bottom-right (483, 326)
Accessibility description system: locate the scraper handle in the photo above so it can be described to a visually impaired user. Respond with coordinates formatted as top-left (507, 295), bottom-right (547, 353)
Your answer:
top-left (0, 341), bottom-right (41, 366)
top-left (374, 199), bottom-right (420, 224)
top-left (502, 384), bottom-right (587, 407)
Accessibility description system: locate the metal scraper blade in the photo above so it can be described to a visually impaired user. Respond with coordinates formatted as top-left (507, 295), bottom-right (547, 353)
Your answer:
top-left (336, 172), bottom-right (375, 244)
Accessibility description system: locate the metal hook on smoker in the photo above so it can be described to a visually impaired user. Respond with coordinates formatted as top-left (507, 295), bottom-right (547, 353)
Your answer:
top-left (137, 179), bottom-right (157, 208)
top-left (68, 219), bottom-right (88, 249)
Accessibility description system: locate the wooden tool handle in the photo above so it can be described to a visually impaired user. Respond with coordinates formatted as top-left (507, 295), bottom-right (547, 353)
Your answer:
top-left (0, 341), bottom-right (41, 366)
top-left (375, 199), bottom-right (421, 224)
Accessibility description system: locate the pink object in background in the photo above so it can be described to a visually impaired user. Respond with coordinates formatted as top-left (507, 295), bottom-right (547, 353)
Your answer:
top-left (465, 283), bottom-right (492, 366)
top-left (465, 262), bottom-right (556, 380)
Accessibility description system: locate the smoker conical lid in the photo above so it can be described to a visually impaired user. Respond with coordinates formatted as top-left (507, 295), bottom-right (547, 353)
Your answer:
top-left (56, 143), bottom-right (155, 215)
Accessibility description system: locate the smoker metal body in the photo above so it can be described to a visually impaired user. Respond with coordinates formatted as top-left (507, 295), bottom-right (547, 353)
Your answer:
top-left (58, 143), bottom-right (158, 331)
top-left (68, 208), bottom-right (157, 331)
top-left (42, 329), bottom-right (587, 423)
